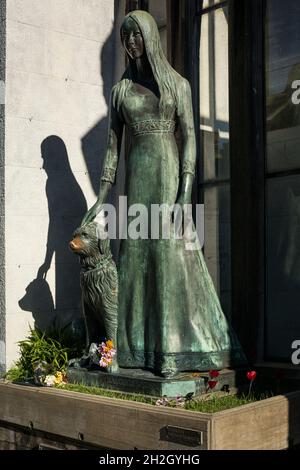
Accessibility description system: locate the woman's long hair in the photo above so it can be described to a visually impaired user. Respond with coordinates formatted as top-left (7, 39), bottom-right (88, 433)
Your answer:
top-left (113, 10), bottom-right (182, 117)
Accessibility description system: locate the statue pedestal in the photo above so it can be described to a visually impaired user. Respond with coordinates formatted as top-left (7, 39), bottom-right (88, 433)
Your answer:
top-left (67, 367), bottom-right (247, 398)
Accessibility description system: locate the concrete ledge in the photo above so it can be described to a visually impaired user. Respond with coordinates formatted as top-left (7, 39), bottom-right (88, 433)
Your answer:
top-left (0, 382), bottom-right (300, 449)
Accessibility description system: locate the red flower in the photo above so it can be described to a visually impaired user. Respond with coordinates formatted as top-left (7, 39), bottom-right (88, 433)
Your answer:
top-left (246, 371), bottom-right (257, 381)
top-left (209, 370), bottom-right (220, 378)
top-left (208, 380), bottom-right (218, 389)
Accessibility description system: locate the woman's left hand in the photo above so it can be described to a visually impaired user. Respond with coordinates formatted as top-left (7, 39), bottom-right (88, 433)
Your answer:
top-left (176, 192), bottom-right (191, 209)
top-left (173, 193), bottom-right (192, 236)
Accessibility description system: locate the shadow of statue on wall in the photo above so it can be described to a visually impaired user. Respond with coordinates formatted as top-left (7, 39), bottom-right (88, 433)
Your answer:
top-left (18, 1), bottom-right (123, 344)
top-left (81, 27), bottom-right (115, 197)
top-left (19, 136), bottom-right (87, 341)
top-left (81, 1), bottom-right (125, 260)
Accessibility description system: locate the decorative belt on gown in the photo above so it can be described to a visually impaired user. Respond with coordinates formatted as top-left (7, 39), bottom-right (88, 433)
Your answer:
top-left (129, 119), bottom-right (176, 136)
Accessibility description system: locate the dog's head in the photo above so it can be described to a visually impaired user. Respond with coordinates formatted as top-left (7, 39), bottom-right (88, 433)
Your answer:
top-left (69, 222), bottom-right (111, 259)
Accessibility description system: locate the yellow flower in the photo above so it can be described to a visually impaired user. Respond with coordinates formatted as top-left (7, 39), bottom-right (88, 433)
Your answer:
top-left (106, 340), bottom-right (114, 349)
top-left (54, 371), bottom-right (63, 385)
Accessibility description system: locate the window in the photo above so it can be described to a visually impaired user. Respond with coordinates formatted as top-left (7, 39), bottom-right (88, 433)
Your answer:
top-left (148, 0), bottom-right (167, 55)
top-left (265, 0), bottom-right (300, 360)
top-left (199, 1), bottom-right (231, 318)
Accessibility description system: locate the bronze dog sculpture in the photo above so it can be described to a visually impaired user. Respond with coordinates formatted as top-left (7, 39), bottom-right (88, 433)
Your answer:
top-left (69, 222), bottom-right (118, 373)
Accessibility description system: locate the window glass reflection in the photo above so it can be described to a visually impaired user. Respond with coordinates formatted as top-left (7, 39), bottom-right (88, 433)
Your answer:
top-left (266, 0), bottom-right (300, 172)
top-left (200, 7), bottom-right (229, 181)
top-left (148, 0), bottom-right (167, 55)
top-left (199, 4), bottom-right (230, 316)
top-left (266, 176), bottom-right (300, 359)
top-left (204, 185), bottom-right (231, 319)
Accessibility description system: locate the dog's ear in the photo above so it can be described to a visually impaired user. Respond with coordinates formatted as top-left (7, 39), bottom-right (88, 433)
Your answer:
top-left (95, 222), bottom-right (109, 255)
top-left (95, 223), bottom-right (104, 254)
top-left (98, 239), bottom-right (104, 255)
top-left (98, 237), bottom-right (110, 256)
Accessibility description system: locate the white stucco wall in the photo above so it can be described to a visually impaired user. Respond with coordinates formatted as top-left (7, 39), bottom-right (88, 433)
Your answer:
top-left (3, 0), bottom-right (124, 369)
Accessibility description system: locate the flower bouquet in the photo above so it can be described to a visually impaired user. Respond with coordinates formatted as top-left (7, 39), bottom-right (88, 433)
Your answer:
top-left (88, 340), bottom-right (116, 369)
top-left (33, 362), bottom-right (68, 387)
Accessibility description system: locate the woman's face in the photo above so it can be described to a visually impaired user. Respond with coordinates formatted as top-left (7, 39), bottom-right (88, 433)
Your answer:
top-left (121, 17), bottom-right (144, 60)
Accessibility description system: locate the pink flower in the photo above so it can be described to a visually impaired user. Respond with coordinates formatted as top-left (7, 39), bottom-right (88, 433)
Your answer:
top-left (156, 397), bottom-right (169, 406)
top-left (97, 340), bottom-right (116, 368)
top-left (175, 395), bottom-right (185, 407)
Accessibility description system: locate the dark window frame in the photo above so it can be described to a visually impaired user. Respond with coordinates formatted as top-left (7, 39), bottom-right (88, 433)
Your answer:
top-left (228, 0), bottom-right (266, 362)
top-left (263, 0), bottom-right (300, 362)
top-left (126, 0), bottom-right (149, 12)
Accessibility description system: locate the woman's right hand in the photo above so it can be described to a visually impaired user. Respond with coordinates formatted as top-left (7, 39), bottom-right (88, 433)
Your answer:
top-left (81, 181), bottom-right (112, 226)
top-left (81, 202), bottom-right (101, 226)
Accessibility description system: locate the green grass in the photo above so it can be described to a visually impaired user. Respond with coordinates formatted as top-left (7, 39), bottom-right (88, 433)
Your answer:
top-left (58, 382), bottom-right (273, 413)
top-left (59, 382), bottom-right (157, 405)
top-left (185, 392), bottom-right (273, 413)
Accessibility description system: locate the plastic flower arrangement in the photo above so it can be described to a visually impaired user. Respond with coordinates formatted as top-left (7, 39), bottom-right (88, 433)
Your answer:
top-left (246, 370), bottom-right (257, 395)
top-left (206, 370), bottom-right (220, 392)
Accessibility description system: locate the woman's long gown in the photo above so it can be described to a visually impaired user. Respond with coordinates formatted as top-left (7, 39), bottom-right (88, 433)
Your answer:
top-left (101, 79), bottom-right (245, 376)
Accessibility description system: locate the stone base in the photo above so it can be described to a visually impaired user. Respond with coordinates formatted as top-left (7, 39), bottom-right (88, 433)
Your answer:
top-left (67, 367), bottom-right (248, 398)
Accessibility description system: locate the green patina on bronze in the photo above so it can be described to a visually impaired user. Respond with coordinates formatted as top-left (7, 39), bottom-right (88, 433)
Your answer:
top-left (82, 10), bottom-right (246, 377)
top-left (70, 223), bottom-right (119, 373)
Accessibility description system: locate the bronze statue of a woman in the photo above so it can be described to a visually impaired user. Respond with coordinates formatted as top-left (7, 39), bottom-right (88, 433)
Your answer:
top-left (82, 10), bottom-right (245, 377)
